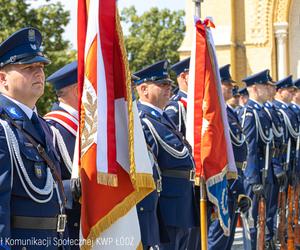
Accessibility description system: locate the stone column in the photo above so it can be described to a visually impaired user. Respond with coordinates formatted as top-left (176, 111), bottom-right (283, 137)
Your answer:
top-left (274, 22), bottom-right (288, 80)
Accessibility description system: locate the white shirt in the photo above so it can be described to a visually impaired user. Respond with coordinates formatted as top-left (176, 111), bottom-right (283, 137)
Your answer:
top-left (3, 94), bottom-right (37, 119)
top-left (139, 100), bottom-right (163, 115)
top-left (59, 102), bottom-right (78, 119)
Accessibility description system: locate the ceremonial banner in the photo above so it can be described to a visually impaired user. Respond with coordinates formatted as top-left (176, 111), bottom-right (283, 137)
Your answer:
top-left (186, 17), bottom-right (237, 235)
top-left (77, 0), bottom-right (155, 248)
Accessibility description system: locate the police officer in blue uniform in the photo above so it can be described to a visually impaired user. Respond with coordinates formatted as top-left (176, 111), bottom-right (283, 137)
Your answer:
top-left (273, 76), bottom-right (300, 186)
top-left (133, 60), bottom-right (199, 250)
top-left (236, 87), bottom-right (249, 118)
top-left (208, 64), bottom-right (251, 250)
top-left (0, 28), bottom-right (68, 249)
top-left (164, 58), bottom-right (201, 250)
top-left (227, 85), bottom-right (240, 111)
top-left (288, 77), bottom-right (300, 183)
top-left (45, 61), bottom-right (80, 249)
top-left (264, 78), bottom-right (286, 249)
top-left (240, 69), bottom-right (275, 250)
top-left (129, 74), bottom-right (165, 250)
top-left (164, 57), bottom-right (190, 136)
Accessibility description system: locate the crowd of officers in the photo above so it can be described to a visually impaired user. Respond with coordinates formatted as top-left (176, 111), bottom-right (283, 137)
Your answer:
top-left (0, 27), bottom-right (300, 250)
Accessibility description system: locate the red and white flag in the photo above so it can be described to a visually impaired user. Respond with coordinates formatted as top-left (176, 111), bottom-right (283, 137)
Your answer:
top-left (76, 0), bottom-right (155, 248)
top-left (186, 17), bottom-right (237, 235)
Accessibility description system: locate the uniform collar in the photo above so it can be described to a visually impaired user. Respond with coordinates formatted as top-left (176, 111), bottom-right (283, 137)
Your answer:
top-left (139, 101), bottom-right (163, 115)
top-left (2, 94), bottom-right (36, 119)
top-left (59, 102), bottom-right (78, 118)
top-left (249, 98), bottom-right (263, 107)
top-left (274, 99), bottom-right (289, 108)
top-left (178, 90), bottom-right (187, 99)
top-left (264, 101), bottom-right (273, 108)
top-left (291, 101), bottom-right (300, 109)
top-left (227, 104), bottom-right (236, 112)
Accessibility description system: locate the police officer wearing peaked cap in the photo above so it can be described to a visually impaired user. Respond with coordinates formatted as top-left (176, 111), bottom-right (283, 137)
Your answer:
top-left (164, 57), bottom-right (201, 250)
top-left (0, 27), bottom-right (69, 249)
top-left (240, 69), bottom-right (275, 250)
top-left (263, 75), bottom-right (287, 249)
top-left (133, 60), bottom-right (199, 250)
top-left (45, 61), bottom-right (80, 249)
top-left (164, 57), bottom-right (190, 136)
top-left (274, 76), bottom-right (300, 189)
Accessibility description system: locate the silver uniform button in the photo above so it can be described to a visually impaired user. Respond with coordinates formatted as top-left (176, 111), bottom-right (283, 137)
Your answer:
top-left (140, 207), bottom-right (144, 211)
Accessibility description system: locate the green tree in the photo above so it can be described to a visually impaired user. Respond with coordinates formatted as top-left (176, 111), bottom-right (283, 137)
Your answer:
top-left (121, 6), bottom-right (185, 73)
top-left (0, 0), bottom-right (76, 114)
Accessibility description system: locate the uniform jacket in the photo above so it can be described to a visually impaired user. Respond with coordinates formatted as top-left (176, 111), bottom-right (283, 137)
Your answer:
top-left (0, 94), bottom-right (67, 249)
top-left (264, 101), bottom-right (285, 177)
top-left (138, 101), bottom-right (199, 229)
top-left (273, 99), bottom-right (300, 176)
top-left (45, 102), bottom-right (80, 248)
top-left (164, 90), bottom-right (187, 136)
top-left (240, 99), bottom-right (274, 185)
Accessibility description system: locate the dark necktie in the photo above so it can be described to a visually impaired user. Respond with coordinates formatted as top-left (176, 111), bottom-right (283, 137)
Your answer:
top-left (31, 112), bottom-right (45, 143)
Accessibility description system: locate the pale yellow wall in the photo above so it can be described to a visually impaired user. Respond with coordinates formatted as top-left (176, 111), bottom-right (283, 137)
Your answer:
top-left (179, 0), bottom-right (299, 83)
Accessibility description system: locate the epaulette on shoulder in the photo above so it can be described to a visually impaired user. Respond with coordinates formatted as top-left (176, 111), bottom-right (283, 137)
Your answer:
top-left (170, 94), bottom-right (180, 101)
top-left (244, 106), bottom-right (254, 117)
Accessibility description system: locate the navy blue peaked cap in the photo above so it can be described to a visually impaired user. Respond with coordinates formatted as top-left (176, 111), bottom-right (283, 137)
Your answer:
top-left (232, 86), bottom-right (239, 97)
top-left (47, 61), bottom-right (78, 90)
top-left (0, 27), bottom-right (50, 68)
top-left (219, 64), bottom-right (236, 83)
top-left (133, 60), bottom-right (173, 85)
top-left (275, 75), bottom-right (294, 90)
top-left (170, 57), bottom-right (190, 76)
top-left (294, 78), bottom-right (300, 89)
top-left (238, 87), bottom-right (249, 96)
top-left (242, 69), bottom-right (274, 87)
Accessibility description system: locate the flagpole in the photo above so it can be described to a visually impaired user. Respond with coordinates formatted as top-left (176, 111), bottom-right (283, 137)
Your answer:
top-left (193, 1), bottom-right (208, 249)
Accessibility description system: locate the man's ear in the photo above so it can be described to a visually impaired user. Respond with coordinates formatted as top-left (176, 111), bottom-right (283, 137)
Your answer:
top-left (179, 72), bottom-right (186, 80)
top-left (0, 71), bottom-right (7, 87)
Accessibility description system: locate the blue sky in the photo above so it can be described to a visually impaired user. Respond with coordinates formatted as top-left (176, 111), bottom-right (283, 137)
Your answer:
top-left (30, 0), bottom-right (185, 49)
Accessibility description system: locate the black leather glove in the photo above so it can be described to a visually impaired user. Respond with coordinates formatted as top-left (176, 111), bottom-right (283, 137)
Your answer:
top-left (288, 173), bottom-right (298, 186)
top-left (276, 172), bottom-right (287, 187)
top-left (71, 178), bottom-right (81, 202)
top-left (252, 184), bottom-right (264, 196)
top-left (237, 195), bottom-right (251, 213)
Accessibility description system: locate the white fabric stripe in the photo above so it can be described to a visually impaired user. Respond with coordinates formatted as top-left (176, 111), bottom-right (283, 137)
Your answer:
top-left (45, 117), bottom-right (77, 136)
top-left (80, 206), bottom-right (141, 249)
top-left (45, 111), bottom-right (79, 127)
top-left (186, 24), bottom-right (196, 151)
top-left (84, 0), bottom-right (98, 61)
top-left (96, 0), bottom-right (108, 174)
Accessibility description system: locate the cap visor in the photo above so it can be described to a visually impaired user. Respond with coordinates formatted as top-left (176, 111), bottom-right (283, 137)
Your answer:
top-left (17, 55), bottom-right (51, 65)
top-left (154, 79), bottom-right (174, 85)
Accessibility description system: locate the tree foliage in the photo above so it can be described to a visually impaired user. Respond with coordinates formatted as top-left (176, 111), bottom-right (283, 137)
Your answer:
top-left (121, 6), bottom-right (185, 73)
top-left (0, 0), bottom-right (76, 114)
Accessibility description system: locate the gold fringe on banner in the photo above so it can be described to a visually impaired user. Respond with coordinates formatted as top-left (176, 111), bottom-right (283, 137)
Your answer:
top-left (81, 173), bottom-right (155, 250)
top-left (97, 173), bottom-right (118, 187)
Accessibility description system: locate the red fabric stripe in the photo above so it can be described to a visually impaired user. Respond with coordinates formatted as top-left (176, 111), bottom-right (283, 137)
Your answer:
top-left (193, 21), bottom-right (206, 177)
top-left (45, 113), bottom-right (78, 132)
top-left (77, 0), bottom-right (87, 176)
top-left (77, 0), bottom-right (87, 114)
top-left (193, 20), bottom-right (228, 179)
top-left (99, 0), bottom-right (117, 174)
top-left (179, 98), bottom-right (187, 109)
